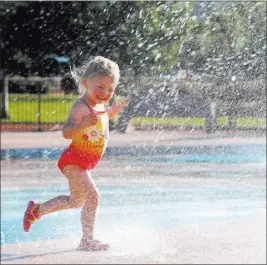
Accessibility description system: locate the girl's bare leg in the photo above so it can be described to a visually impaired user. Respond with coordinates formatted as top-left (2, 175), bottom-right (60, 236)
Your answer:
top-left (80, 170), bottom-right (100, 241)
top-left (38, 165), bottom-right (91, 217)
top-left (77, 169), bottom-right (110, 250)
top-left (37, 165), bottom-right (107, 250)
top-left (58, 165), bottom-right (100, 240)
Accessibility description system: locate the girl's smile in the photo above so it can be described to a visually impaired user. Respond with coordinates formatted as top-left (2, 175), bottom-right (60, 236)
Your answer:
top-left (82, 75), bottom-right (115, 105)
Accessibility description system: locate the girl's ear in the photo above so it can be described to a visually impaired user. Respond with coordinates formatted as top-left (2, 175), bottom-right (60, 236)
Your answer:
top-left (81, 77), bottom-right (89, 88)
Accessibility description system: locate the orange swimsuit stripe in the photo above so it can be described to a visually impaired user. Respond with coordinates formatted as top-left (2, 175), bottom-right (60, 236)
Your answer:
top-left (58, 112), bottom-right (108, 172)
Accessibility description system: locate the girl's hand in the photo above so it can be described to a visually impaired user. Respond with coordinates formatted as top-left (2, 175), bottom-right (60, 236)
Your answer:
top-left (82, 112), bottom-right (100, 127)
top-left (110, 98), bottom-right (128, 114)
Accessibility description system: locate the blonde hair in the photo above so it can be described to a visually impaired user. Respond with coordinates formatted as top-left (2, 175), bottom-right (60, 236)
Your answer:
top-left (75, 56), bottom-right (120, 96)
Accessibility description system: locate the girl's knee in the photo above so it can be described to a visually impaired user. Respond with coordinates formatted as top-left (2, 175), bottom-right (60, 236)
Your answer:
top-left (69, 196), bottom-right (86, 208)
top-left (84, 187), bottom-right (100, 204)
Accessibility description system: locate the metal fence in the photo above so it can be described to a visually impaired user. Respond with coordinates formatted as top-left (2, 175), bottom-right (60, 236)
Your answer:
top-left (1, 75), bottom-right (266, 132)
top-left (1, 92), bottom-right (76, 132)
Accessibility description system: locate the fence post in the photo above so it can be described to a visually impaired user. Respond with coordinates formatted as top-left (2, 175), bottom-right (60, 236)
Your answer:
top-left (1, 75), bottom-right (10, 119)
top-left (116, 112), bottom-right (132, 133)
top-left (37, 92), bottom-right (41, 132)
top-left (205, 98), bottom-right (217, 133)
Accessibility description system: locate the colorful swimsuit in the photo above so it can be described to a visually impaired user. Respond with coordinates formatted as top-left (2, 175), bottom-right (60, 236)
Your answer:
top-left (58, 103), bottom-right (109, 173)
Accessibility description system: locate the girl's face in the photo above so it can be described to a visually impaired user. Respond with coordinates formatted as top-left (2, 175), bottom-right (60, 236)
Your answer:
top-left (82, 75), bottom-right (116, 105)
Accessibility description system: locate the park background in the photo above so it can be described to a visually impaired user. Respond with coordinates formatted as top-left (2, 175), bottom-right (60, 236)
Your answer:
top-left (1, 2), bottom-right (266, 264)
top-left (1, 1), bottom-right (266, 133)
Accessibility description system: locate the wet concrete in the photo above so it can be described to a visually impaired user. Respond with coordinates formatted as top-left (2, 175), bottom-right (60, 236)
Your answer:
top-left (1, 130), bottom-right (266, 264)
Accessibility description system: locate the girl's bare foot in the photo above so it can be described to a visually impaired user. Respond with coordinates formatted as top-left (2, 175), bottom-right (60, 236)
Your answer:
top-left (77, 239), bottom-right (110, 251)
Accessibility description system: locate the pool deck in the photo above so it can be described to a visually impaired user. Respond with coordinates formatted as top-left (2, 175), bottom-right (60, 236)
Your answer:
top-left (1, 129), bottom-right (266, 264)
top-left (1, 129), bottom-right (266, 150)
top-left (1, 218), bottom-right (266, 264)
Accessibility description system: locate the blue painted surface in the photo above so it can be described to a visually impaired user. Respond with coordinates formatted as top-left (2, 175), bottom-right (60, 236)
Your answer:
top-left (1, 144), bottom-right (266, 163)
top-left (1, 185), bottom-right (265, 246)
top-left (1, 144), bottom-right (266, 245)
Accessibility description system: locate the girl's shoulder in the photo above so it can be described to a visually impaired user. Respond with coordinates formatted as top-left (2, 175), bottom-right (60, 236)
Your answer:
top-left (69, 99), bottom-right (89, 116)
top-left (72, 98), bottom-right (88, 109)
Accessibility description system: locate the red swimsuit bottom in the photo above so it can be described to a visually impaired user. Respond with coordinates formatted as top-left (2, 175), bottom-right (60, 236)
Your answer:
top-left (57, 147), bottom-right (100, 173)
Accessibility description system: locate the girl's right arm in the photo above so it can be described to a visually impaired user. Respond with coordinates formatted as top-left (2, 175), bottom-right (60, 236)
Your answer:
top-left (62, 101), bottom-right (99, 139)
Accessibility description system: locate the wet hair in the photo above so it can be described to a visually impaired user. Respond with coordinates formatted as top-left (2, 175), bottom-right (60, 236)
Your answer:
top-left (71, 56), bottom-right (120, 96)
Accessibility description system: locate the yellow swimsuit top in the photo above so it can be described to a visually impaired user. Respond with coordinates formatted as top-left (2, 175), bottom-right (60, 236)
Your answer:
top-left (69, 102), bottom-right (109, 160)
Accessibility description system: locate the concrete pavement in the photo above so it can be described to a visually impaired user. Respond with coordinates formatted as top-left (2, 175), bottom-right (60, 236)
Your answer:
top-left (1, 129), bottom-right (266, 264)
top-left (1, 129), bottom-right (266, 150)
top-left (2, 218), bottom-right (266, 264)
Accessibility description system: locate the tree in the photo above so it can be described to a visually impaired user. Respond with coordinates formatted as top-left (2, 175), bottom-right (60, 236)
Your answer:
top-left (117, 1), bottom-right (194, 76)
top-left (0, 1), bottom-right (137, 77)
top-left (180, 2), bottom-right (266, 76)
top-left (0, 1), bottom-right (137, 118)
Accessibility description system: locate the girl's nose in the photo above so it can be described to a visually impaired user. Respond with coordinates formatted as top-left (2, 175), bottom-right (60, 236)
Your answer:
top-left (98, 87), bottom-right (108, 95)
top-left (99, 91), bottom-right (108, 98)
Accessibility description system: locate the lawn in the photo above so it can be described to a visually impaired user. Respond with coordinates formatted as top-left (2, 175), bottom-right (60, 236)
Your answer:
top-left (1, 93), bottom-right (76, 123)
top-left (131, 117), bottom-right (266, 129)
top-left (1, 94), bottom-right (266, 129)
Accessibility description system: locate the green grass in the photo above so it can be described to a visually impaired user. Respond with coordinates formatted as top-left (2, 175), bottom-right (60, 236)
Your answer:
top-left (1, 94), bottom-right (266, 129)
top-left (8, 93), bottom-right (77, 102)
top-left (4, 100), bottom-right (73, 123)
top-left (132, 117), bottom-right (205, 127)
top-left (131, 117), bottom-right (266, 129)
top-left (1, 94), bottom-right (76, 123)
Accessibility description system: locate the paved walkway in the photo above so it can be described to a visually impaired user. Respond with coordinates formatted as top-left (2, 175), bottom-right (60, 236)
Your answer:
top-left (1, 129), bottom-right (266, 149)
top-left (2, 218), bottom-right (265, 264)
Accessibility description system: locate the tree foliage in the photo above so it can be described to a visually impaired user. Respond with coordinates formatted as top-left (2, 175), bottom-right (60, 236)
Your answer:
top-left (0, 1), bottom-right (136, 76)
top-left (1, 1), bottom-right (265, 80)
top-left (117, 1), bottom-right (194, 75)
top-left (180, 2), bottom-right (266, 78)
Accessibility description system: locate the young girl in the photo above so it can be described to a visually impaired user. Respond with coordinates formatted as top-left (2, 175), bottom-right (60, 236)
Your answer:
top-left (23, 56), bottom-right (127, 251)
